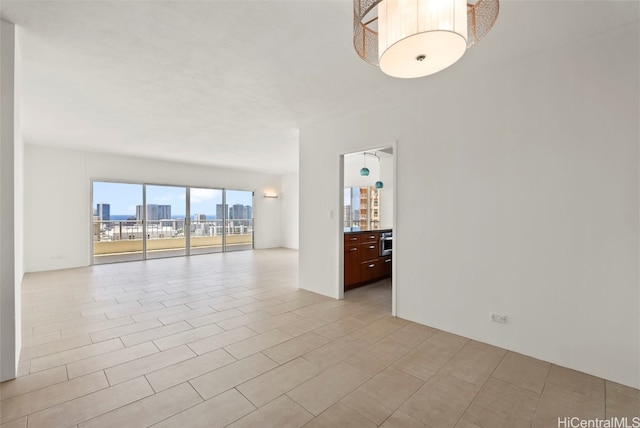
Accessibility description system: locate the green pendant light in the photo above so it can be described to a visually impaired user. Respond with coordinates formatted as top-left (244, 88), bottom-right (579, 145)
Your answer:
top-left (360, 153), bottom-right (369, 176)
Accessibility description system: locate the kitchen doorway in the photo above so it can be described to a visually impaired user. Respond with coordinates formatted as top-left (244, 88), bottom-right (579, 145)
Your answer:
top-left (339, 144), bottom-right (397, 316)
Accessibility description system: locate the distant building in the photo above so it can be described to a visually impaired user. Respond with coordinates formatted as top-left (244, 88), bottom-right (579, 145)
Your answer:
top-left (136, 204), bottom-right (171, 221)
top-left (96, 203), bottom-right (110, 221)
top-left (370, 187), bottom-right (380, 228)
top-left (229, 204), bottom-right (243, 220)
top-left (191, 213), bottom-right (213, 236)
top-left (214, 203), bottom-right (251, 226)
top-left (228, 204), bottom-right (252, 226)
top-left (344, 204), bottom-right (351, 228)
top-left (211, 203), bottom-right (250, 228)
top-left (216, 204), bottom-right (228, 221)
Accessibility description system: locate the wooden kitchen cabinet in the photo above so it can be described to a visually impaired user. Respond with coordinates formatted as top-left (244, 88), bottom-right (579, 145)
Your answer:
top-left (344, 230), bottom-right (392, 291)
top-left (381, 255), bottom-right (392, 277)
top-left (344, 244), bottom-right (361, 286)
top-left (361, 232), bottom-right (378, 243)
top-left (344, 233), bottom-right (360, 245)
top-left (359, 258), bottom-right (380, 283)
top-left (359, 240), bottom-right (379, 263)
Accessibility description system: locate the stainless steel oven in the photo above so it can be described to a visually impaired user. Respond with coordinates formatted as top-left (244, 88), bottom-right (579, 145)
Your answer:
top-left (380, 231), bottom-right (392, 256)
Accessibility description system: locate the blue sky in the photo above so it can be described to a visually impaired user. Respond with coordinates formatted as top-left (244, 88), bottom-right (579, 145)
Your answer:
top-left (93, 182), bottom-right (252, 216)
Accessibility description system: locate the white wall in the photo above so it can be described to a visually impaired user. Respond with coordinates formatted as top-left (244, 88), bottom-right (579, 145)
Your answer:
top-left (280, 172), bottom-right (299, 250)
top-left (299, 22), bottom-right (639, 387)
top-left (0, 19), bottom-right (22, 382)
top-left (24, 145), bottom-right (284, 272)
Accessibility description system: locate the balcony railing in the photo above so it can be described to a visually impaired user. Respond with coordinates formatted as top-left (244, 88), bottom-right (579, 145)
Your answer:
top-left (92, 219), bottom-right (253, 258)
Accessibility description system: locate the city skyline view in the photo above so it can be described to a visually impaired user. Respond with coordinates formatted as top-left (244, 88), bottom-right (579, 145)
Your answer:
top-left (93, 182), bottom-right (253, 217)
top-left (92, 181), bottom-right (255, 264)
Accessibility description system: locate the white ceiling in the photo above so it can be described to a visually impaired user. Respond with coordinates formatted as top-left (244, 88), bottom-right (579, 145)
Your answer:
top-left (1, 1), bottom-right (637, 174)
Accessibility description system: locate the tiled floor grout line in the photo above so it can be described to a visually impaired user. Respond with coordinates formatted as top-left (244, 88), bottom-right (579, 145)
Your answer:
top-left (528, 362), bottom-right (553, 428)
top-left (454, 346), bottom-right (510, 428)
top-left (233, 385), bottom-right (259, 410)
top-left (603, 376), bottom-right (609, 418)
top-left (333, 326), bottom-right (434, 427)
top-left (6, 250), bottom-right (636, 428)
top-left (374, 332), bottom-right (469, 427)
top-left (4, 372), bottom-right (113, 425)
top-left (187, 379), bottom-right (207, 403)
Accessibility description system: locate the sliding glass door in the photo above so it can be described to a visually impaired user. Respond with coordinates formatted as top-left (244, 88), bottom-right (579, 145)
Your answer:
top-left (189, 188), bottom-right (224, 255)
top-left (92, 182), bottom-right (144, 264)
top-left (145, 185), bottom-right (187, 260)
top-left (224, 190), bottom-right (254, 252)
top-left (92, 182), bottom-right (254, 264)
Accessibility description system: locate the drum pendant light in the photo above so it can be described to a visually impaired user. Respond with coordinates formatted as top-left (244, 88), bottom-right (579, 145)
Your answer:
top-left (378, 0), bottom-right (467, 78)
top-left (353, 0), bottom-right (500, 79)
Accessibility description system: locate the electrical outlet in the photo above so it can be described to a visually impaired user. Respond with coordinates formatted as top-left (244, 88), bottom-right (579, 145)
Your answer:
top-left (490, 312), bottom-right (507, 324)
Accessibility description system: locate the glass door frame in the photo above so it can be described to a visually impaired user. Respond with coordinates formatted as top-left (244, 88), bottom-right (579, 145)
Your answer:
top-left (188, 186), bottom-right (227, 256)
top-left (90, 179), bottom-right (145, 264)
top-left (223, 189), bottom-right (255, 253)
top-left (91, 180), bottom-right (255, 264)
top-left (144, 183), bottom-right (188, 260)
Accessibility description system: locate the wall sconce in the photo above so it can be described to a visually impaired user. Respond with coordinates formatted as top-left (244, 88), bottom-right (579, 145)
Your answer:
top-left (263, 192), bottom-right (278, 199)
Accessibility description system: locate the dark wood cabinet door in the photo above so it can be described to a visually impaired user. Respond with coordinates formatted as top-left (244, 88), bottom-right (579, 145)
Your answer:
top-left (344, 230), bottom-right (391, 291)
top-left (381, 256), bottom-right (392, 277)
top-left (359, 241), bottom-right (379, 263)
top-left (344, 244), bottom-right (361, 287)
top-left (361, 232), bottom-right (378, 243)
top-left (344, 234), bottom-right (360, 245)
top-left (360, 259), bottom-right (379, 283)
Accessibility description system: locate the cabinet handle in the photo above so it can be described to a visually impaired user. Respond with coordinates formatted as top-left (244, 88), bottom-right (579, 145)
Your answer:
top-left (369, 245), bottom-right (375, 249)
top-left (368, 264), bottom-right (375, 268)
top-left (350, 248), bottom-right (357, 252)
top-left (369, 235), bottom-right (375, 240)
top-left (350, 237), bottom-right (357, 241)
top-left (385, 259), bottom-right (392, 263)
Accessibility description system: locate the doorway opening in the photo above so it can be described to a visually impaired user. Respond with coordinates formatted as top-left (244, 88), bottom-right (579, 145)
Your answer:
top-left (340, 144), bottom-right (397, 316)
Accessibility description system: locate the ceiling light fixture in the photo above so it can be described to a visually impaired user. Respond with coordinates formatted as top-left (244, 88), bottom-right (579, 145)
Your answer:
top-left (359, 152), bottom-right (384, 188)
top-left (360, 153), bottom-right (370, 176)
top-left (353, 0), bottom-right (499, 78)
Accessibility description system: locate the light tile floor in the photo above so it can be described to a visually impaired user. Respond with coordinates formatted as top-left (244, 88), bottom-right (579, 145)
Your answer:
top-left (1, 249), bottom-right (638, 427)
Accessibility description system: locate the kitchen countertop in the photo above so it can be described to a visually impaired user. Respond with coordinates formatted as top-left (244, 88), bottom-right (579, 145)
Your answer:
top-left (344, 228), bottom-right (392, 234)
